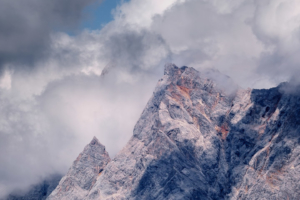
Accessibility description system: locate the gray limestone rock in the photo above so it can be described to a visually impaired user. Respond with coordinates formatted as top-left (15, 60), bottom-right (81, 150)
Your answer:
top-left (47, 137), bottom-right (110, 200)
top-left (47, 63), bottom-right (300, 200)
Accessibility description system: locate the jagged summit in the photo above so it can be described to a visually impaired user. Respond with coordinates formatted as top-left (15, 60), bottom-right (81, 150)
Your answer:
top-left (164, 63), bottom-right (189, 75)
top-left (89, 136), bottom-right (102, 146)
top-left (47, 137), bottom-right (110, 200)
top-left (164, 63), bottom-right (238, 95)
top-left (47, 64), bottom-right (300, 200)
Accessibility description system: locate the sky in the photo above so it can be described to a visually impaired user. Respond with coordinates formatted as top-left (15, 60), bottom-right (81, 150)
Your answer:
top-left (0, 0), bottom-right (300, 197)
top-left (81, 0), bottom-right (127, 30)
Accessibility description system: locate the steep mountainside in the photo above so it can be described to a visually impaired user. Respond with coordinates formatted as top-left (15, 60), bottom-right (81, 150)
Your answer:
top-left (47, 137), bottom-right (110, 200)
top-left (48, 64), bottom-right (300, 200)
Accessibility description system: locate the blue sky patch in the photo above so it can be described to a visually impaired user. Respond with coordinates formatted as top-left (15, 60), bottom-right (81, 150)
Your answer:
top-left (80, 0), bottom-right (128, 30)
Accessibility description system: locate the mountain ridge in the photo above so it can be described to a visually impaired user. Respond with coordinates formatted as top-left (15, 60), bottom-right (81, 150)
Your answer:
top-left (13, 63), bottom-right (299, 200)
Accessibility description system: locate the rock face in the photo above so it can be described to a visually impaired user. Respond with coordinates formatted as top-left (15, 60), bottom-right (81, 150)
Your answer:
top-left (47, 137), bottom-right (110, 200)
top-left (48, 64), bottom-right (300, 199)
top-left (3, 174), bottom-right (62, 200)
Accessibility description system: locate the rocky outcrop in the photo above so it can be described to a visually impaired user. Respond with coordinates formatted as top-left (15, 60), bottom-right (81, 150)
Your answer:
top-left (232, 83), bottom-right (300, 200)
top-left (48, 63), bottom-right (300, 199)
top-left (85, 64), bottom-right (238, 200)
top-left (47, 137), bottom-right (110, 200)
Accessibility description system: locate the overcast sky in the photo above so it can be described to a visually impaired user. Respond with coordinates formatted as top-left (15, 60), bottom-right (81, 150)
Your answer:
top-left (0, 0), bottom-right (300, 197)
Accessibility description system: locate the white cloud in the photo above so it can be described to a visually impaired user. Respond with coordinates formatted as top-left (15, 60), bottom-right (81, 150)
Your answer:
top-left (1, 0), bottom-right (300, 197)
top-left (0, 69), bottom-right (12, 90)
top-left (113, 0), bottom-right (185, 28)
top-left (150, 0), bottom-right (267, 88)
top-left (251, 0), bottom-right (300, 84)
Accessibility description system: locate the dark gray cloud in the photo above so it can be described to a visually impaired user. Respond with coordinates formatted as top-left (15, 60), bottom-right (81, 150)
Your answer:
top-left (101, 27), bottom-right (171, 74)
top-left (0, 0), bottom-right (101, 73)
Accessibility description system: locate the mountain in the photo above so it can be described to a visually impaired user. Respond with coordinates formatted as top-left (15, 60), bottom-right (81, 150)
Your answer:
top-left (3, 174), bottom-right (62, 200)
top-left (48, 63), bottom-right (300, 199)
top-left (47, 137), bottom-right (110, 200)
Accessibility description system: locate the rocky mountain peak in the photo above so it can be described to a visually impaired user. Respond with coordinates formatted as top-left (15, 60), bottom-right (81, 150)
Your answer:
top-left (46, 64), bottom-right (300, 200)
top-left (47, 137), bottom-right (110, 200)
top-left (164, 63), bottom-right (188, 76)
top-left (89, 136), bottom-right (102, 146)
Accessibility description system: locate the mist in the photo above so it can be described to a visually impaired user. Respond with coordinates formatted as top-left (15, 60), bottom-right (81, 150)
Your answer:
top-left (1, 0), bottom-right (300, 197)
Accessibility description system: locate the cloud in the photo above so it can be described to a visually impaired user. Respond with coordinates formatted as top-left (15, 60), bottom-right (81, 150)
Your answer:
top-left (250, 0), bottom-right (300, 84)
top-left (112, 0), bottom-right (185, 28)
top-left (0, 71), bottom-right (158, 197)
top-left (1, 0), bottom-right (300, 198)
top-left (150, 0), bottom-right (266, 88)
top-left (0, 18), bottom-right (167, 196)
top-left (0, 0), bottom-right (102, 73)
top-left (101, 28), bottom-right (171, 73)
